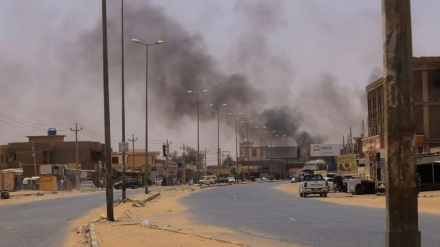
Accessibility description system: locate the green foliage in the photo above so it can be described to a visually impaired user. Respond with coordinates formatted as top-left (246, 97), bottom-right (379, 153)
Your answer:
top-left (169, 146), bottom-right (202, 164)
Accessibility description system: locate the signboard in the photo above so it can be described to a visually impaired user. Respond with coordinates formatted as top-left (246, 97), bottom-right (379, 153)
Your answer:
top-left (337, 154), bottom-right (358, 176)
top-left (40, 164), bottom-right (52, 175)
top-left (313, 170), bottom-right (327, 177)
top-left (310, 144), bottom-right (343, 157)
top-left (119, 142), bottom-right (129, 152)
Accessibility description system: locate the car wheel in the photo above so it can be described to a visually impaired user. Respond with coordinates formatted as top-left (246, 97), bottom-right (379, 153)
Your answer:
top-left (134, 185), bottom-right (138, 189)
top-left (303, 192), bottom-right (307, 198)
top-left (324, 193), bottom-right (328, 197)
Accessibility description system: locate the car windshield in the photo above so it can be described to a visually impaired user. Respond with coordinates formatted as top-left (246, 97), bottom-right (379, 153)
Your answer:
top-left (304, 175), bottom-right (324, 181)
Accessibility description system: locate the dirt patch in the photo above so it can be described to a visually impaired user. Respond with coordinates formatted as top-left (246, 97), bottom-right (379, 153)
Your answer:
top-left (63, 187), bottom-right (244, 247)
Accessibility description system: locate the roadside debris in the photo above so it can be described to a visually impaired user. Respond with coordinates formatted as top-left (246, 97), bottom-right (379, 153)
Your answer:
top-left (75, 224), bottom-right (90, 234)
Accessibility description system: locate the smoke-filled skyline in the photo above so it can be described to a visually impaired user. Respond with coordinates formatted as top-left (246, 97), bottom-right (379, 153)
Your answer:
top-left (0, 0), bottom-right (439, 164)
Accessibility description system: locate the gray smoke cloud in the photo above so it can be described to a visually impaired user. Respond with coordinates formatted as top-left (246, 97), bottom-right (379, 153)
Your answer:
top-left (0, 0), bottom-right (373, 150)
top-left (64, 1), bottom-right (365, 145)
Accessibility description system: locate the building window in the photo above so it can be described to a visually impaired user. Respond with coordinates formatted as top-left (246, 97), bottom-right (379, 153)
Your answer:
top-left (111, 157), bottom-right (119, 164)
top-left (252, 148), bottom-right (257, 157)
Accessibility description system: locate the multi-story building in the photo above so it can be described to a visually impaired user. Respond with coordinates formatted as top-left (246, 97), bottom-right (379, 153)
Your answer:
top-left (363, 57), bottom-right (440, 187)
top-left (364, 56), bottom-right (440, 158)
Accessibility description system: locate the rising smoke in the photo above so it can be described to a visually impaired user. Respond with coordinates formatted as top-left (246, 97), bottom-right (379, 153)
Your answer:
top-left (58, 1), bottom-right (365, 146)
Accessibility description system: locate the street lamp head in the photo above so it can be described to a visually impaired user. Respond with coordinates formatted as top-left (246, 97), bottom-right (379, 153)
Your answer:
top-left (156, 40), bottom-right (164, 45)
top-left (187, 90), bottom-right (193, 94)
top-left (222, 103), bottom-right (227, 106)
top-left (202, 89), bottom-right (208, 93)
top-left (131, 39), bottom-right (140, 43)
top-left (210, 103), bottom-right (214, 107)
top-left (249, 120), bottom-right (254, 123)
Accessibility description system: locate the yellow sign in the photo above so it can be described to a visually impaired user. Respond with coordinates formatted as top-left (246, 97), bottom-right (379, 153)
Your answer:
top-left (313, 170), bottom-right (327, 177)
top-left (337, 154), bottom-right (358, 176)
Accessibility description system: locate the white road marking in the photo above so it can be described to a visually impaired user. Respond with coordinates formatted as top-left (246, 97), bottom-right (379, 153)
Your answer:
top-left (289, 218), bottom-right (295, 221)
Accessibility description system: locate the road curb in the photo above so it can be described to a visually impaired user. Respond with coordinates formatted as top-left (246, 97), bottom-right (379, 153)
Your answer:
top-left (89, 223), bottom-right (99, 247)
top-left (88, 193), bottom-right (160, 247)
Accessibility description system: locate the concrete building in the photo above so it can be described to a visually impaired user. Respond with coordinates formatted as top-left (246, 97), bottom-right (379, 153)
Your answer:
top-left (2, 134), bottom-right (104, 177)
top-left (364, 56), bottom-right (440, 158)
top-left (363, 57), bottom-right (440, 189)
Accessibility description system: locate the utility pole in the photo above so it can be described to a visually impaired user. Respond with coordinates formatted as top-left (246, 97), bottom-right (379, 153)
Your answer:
top-left (32, 141), bottom-right (37, 177)
top-left (166, 139), bottom-right (172, 161)
top-left (70, 123), bottom-right (82, 190)
top-left (120, 0), bottom-right (127, 200)
top-left (382, 1), bottom-right (420, 246)
top-left (128, 135), bottom-right (138, 170)
top-left (101, 0), bottom-right (114, 221)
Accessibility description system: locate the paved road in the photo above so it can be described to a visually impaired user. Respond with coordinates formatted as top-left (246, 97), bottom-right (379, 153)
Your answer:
top-left (181, 181), bottom-right (440, 247)
top-left (0, 188), bottom-right (150, 247)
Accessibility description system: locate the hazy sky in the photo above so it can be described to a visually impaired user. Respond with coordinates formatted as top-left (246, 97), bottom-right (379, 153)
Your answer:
top-left (0, 1), bottom-right (439, 164)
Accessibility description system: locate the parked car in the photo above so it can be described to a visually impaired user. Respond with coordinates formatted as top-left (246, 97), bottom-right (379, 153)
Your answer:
top-left (323, 177), bottom-right (334, 191)
top-left (227, 177), bottom-right (236, 183)
top-left (113, 178), bottom-right (140, 189)
top-left (299, 174), bottom-right (329, 197)
top-left (291, 174), bottom-right (301, 183)
top-left (218, 177), bottom-right (229, 183)
top-left (199, 177), bottom-right (215, 185)
top-left (255, 177), bottom-right (269, 182)
top-left (80, 181), bottom-right (97, 192)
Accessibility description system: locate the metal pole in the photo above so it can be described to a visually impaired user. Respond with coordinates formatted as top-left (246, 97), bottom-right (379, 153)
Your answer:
top-left (101, 0), bottom-right (114, 221)
top-left (235, 115), bottom-right (238, 181)
top-left (32, 141), bottom-right (37, 177)
top-left (121, 0), bottom-right (127, 200)
top-left (383, 1), bottom-right (420, 246)
top-left (144, 44), bottom-right (150, 194)
top-left (247, 122), bottom-right (250, 179)
top-left (75, 126), bottom-right (79, 189)
top-left (217, 106), bottom-right (220, 172)
top-left (260, 129), bottom-right (263, 177)
top-left (197, 93), bottom-right (200, 182)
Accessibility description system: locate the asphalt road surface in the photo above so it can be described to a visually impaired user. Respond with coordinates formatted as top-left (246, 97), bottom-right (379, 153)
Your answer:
top-left (181, 181), bottom-right (440, 247)
top-left (0, 188), bottom-right (148, 247)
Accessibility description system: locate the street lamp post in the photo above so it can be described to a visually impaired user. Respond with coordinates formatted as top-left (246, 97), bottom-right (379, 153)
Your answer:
top-left (131, 38), bottom-right (164, 194)
top-left (120, 0), bottom-right (127, 200)
top-left (229, 113), bottom-right (243, 181)
top-left (255, 126), bottom-right (266, 178)
top-left (210, 103), bottom-right (227, 173)
top-left (188, 90), bottom-right (208, 183)
top-left (241, 120), bottom-right (253, 180)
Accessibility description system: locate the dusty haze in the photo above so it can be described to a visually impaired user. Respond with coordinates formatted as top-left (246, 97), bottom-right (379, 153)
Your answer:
top-left (0, 0), bottom-right (439, 164)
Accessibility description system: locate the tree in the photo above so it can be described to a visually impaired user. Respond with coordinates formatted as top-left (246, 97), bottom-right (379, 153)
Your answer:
top-left (222, 156), bottom-right (233, 168)
top-left (169, 146), bottom-right (201, 165)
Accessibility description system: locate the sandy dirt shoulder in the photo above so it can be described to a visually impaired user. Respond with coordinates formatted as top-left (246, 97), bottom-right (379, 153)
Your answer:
top-left (63, 186), bottom-right (244, 247)
top-left (276, 182), bottom-right (440, 215)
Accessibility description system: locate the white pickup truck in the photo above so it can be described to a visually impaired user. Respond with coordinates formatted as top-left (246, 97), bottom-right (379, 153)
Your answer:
top-left (299, 174), bottom-right (329, 197)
